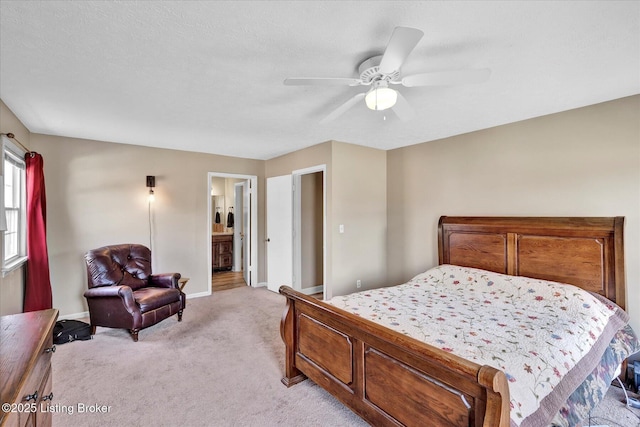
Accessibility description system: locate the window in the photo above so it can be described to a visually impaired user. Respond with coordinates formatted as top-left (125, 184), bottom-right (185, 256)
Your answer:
top-left (3, 142), bottom-right (26, 272)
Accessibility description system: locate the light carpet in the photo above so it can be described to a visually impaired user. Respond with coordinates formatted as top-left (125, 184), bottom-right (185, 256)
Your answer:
top-left (52, 287), bottom-right (367, 427)
top-left (51, 286), bottom-right (639, 427)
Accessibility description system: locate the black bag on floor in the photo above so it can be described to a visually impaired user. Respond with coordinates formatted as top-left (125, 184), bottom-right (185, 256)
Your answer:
top-left (53, 319), bottom-right (92, 344)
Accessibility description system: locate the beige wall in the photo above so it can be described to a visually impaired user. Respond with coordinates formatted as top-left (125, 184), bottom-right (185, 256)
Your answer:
top-left (3, 95), bottom-right (637, 331)
top-left (387, 95), bottom-right (640, 332)
top-left (301, 172), bottom-right (323, 289)
top-left (265, 140), bottom-right (387, 298)
top-left (31, 133), bottom-right (264, 317)
top-left (331, 142), bottom-right (387, 297)
top-left (0, 101), bottom-right (30, 315)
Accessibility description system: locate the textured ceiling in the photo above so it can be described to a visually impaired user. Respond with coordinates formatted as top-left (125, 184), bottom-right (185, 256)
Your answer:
top-left (0, 1), bottom-right (638, 160)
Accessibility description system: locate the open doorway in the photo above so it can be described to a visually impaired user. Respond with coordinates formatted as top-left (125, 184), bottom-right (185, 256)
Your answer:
top-left (208, 172), bottom-right (258, 293)
top-left (266, 165), bottom-right (325, 299)
top-left (293, 166), bottom-right (325, 299)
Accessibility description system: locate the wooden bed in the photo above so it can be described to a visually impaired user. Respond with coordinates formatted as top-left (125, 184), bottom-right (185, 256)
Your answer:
top-left (279, 216), bottom-right (626, 427)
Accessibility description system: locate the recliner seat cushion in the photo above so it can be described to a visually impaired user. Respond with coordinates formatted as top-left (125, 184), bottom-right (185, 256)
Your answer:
top-left (133, 287), bottom-right (181, 313)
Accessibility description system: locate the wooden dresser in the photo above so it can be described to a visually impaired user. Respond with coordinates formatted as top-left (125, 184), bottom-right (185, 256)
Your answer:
top-left (212, 234), bottom-right (233, 271)
top-left (0, 309), bottom-right (58, 427)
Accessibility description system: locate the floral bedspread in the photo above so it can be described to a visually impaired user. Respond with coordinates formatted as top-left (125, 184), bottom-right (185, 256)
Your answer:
top-left (327, 264), bottom-right (632, 427)
top-left (551, 324), bottom-right (639, 426)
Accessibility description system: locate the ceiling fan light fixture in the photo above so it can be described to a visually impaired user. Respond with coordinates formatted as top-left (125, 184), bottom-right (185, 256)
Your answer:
top-left (365, 83), bottom-right (397, 111)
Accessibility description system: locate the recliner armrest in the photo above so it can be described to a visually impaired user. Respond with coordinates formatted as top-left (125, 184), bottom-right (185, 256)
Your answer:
top-left (84, 285), bottom-right (137, 313)
top-left (84, 285), bottom-right (131, 298)
top-left (149, 272), bottom-right (181, 289)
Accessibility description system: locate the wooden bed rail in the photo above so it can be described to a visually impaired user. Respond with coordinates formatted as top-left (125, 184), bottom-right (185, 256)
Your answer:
top-left (279, 285), bottom-right (510, 427)
top-left (478, 366), bottom-right (510, 427)
top-left (279, 216), bottom-right (625, 427)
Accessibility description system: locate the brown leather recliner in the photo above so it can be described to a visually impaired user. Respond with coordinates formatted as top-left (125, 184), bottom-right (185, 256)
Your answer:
top-left (84, 244), bottom-right (185, 342)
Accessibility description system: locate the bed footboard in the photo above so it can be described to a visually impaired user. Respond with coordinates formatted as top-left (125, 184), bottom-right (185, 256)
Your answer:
top-left (279, 286), bottom-right (509, 427)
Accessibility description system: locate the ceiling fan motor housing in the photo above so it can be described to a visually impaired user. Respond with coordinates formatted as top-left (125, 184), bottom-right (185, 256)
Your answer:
top-left (358, 55), bottom-right (400, 83)
top-left (284, 27), bottom-right (488, 122)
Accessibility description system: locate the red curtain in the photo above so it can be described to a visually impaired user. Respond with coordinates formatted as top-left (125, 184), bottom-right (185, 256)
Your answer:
top-left (23, 152), bottom-right (52, 312)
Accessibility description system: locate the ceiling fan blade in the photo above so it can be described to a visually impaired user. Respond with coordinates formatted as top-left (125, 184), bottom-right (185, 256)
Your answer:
top-left (391, 92), bottom-right (414, 122)
top-left (401, 68), bottom-right (491, 87)
top-left (284, 77), bottom-right (361, 86)
top-left (320, 93), bottom-right (366, 124)
top-left (378, 27), bottom-right (424, 75)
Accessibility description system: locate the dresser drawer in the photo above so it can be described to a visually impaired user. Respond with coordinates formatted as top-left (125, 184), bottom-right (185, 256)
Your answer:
top-left (16, 337), bottom-right (53, 406)
top-left (0, 309), bottom-right (58, 427)
top-left (11, 366), bottom-right (51, 427)
top-left (35, 368), bottom-right (53, 427)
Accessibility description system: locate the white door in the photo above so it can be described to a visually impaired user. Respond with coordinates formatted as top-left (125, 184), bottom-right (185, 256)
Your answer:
top-left (233, 183), bottom-right (244, 273)
top-left (266, 175), bottom-right (292, 293)
top-left (242, 181), bottom-right (251, 285)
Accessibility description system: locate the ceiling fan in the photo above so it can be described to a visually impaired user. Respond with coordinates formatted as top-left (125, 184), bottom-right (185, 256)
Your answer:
top-left (284, 27), bottom-right (490, 123)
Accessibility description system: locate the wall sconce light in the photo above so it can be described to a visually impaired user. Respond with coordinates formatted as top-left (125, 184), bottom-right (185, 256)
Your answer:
top-left (146, 175), bottom-right (155, 202)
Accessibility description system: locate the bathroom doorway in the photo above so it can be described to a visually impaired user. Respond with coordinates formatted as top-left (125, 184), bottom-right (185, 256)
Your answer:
top-left (208, 172), bottom-right (257, 293)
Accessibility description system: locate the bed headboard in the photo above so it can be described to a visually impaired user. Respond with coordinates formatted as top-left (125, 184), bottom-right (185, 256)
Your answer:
top-left (438, 216), bottom-right (625, 310)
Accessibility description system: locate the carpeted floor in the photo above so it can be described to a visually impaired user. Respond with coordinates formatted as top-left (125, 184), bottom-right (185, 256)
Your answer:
top-left (52, 287), bottom-right (368, 427)
top-left (51, 286), bottom-right (639, 427)
top-left (588, 385), bottom-right (640, 427)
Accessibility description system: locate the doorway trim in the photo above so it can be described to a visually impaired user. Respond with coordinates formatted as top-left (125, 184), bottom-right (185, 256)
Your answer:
top-left (292, 165), bottom-right (326, 299)
top-left (208, 172), bottom-right (258, 294)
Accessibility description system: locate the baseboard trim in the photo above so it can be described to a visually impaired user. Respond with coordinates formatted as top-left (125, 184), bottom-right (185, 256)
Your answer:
top-left (58, 311), bottom-right (89, 320)
top-left (186, 291), bottom-right (211, 299)
top-left (253, 283), bottom-right (319, 293)
top-left (299, 285), bottom-right (323, 296)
